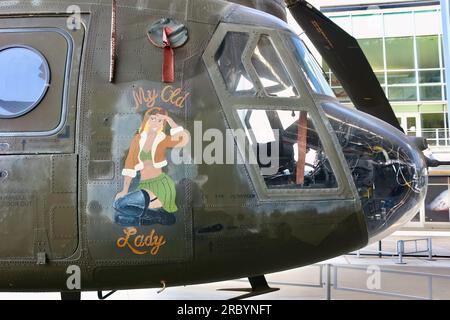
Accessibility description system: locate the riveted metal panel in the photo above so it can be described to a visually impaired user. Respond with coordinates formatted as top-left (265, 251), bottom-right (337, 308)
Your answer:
top-left (0, 155), bottom-right (78, 260)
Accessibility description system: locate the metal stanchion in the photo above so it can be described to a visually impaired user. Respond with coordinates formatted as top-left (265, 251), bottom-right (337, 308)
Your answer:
top-left (427, 238), bottom-right (434, 261)
top-left (397, 240), bottom-right (405, 264)
top-left (323, 264), bottom-right (331, 300)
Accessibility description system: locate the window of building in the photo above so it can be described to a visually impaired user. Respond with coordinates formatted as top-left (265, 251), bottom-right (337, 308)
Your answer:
top-left (417, 35), bottom-right (440, 69)
top-left (215, 32), bottom-right (256, 95)
top-left (324, 9), bottom-right (446, 105)
top-left (385, 37), bottom-right (415, 70)
top-left (421, 112), bottom-right (445, 129)
top-left (406, 116), bottom-right (418, 136)
top-left (387, 70), bottom-right (416, 85)
top-left (421, 112), bottom-right (447, 146)
top-left (236, 108), bottom-right (338, 190)
top-left (0, 46), bottom-right (50, 119)
top-left (420, 86), bottom-right (443, 101)
top-left (358, 38), bottom-right (384, 71)
top-left (388, 87), bottom-right (417, 101)
top-left (251, 35), bottom-right (298, 97)
top-left (419, 70), bottom-right (441, 84)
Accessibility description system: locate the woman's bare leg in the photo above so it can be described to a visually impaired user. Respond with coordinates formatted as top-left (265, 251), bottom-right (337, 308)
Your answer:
top-left (143, 189), bottom-right (163, 209)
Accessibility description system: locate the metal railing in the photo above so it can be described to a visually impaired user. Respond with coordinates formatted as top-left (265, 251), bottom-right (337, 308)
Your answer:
top-left (356, 238), bottom-right (433, 264)
top-left (232, 253), bottom-right (450, 299)
top-left (260, 263), bottom-right (450, 300)
top-left (397, 238), bottom-right (434, 264)
top-left (327, 264), bottom-right (450, 300)
top-left (422, 128), bottom-right (450, 147)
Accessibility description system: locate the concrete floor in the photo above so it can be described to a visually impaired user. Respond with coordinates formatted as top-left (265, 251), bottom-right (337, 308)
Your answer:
top-left (2, 232), bottom-right (450, 300)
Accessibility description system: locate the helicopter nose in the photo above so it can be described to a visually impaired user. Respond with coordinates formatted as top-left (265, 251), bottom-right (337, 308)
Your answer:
top-left (323, 102), bottom-right (428, 244)
top-left (362, 139), bottom-right (428, 243)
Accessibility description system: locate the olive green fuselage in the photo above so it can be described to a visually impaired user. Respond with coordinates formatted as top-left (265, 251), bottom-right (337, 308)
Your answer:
top-left (0, 0), bottom-right (368, 292)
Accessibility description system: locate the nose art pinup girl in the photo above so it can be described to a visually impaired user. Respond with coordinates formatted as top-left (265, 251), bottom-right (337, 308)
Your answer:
top-left (114, 107), bottom-right (189, 226)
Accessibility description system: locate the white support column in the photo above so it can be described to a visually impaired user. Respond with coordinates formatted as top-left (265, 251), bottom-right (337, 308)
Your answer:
top-left (441, 0), bottom-right (450, 129)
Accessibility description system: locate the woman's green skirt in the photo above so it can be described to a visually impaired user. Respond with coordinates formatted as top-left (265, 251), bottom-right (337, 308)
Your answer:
top-left (138, 173), bottom-right (178, 213)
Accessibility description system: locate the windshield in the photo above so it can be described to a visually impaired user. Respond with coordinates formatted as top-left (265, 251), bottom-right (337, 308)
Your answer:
top-left (284, 35), bottom-right (335, 97)
top-left (322, 102), bottom-right (428, 242)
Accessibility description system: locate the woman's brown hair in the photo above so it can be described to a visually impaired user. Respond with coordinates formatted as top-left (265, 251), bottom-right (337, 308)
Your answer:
top-left (138, 107), bottom-right (168, 134)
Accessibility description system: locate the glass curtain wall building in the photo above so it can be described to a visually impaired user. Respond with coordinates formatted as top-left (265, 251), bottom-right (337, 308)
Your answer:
top-left (314, 1), bottom-right (450, 228)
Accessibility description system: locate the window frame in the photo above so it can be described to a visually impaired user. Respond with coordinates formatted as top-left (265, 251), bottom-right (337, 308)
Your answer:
top-left (203, 23), bottom-right (356, 201)
top-left (0, 27), bottom-right (73, 137)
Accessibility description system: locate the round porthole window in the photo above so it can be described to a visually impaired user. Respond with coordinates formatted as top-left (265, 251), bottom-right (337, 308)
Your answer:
top-left (0, 46), bottom-right (50, 119)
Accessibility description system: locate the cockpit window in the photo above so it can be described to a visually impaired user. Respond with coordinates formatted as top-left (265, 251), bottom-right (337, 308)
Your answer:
top-left (286, 36), bottom-right (335, 97)
top-left (204, 24), bottom-right (348, 197)
top-left (215, 32), bottom-right (256, 95)
top-left (251, 35), bottom-right (298, 97)
top-left (214, 31), bottom-right (299, 98)
top-left (0, 46), bottom-right (50, 119)
top-left (237, 108), bottom-right (337, 189)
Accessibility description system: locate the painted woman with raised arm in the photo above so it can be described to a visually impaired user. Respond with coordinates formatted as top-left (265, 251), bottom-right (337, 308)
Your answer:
top-left (114, 107), bottom-right (189, 226)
